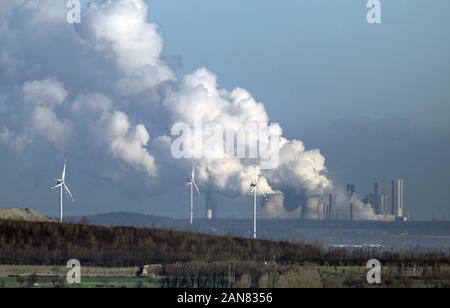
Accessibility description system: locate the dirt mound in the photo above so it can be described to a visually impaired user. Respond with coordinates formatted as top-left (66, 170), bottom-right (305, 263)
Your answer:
top-left (0, 208), bottom-right (54, 222)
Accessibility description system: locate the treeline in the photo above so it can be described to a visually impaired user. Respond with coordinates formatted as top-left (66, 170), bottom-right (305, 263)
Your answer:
top-left (162, 261), bottom-right (324, 288)
top-left (0, 220), bottom-right (322, 266)
top-left (0, 220), bottom-right (449, 267)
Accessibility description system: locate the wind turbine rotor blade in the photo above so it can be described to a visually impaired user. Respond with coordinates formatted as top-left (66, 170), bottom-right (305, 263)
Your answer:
top-left (52, 183), bottom-right (63, 190)
top-left (193, 181), bottom-right (200, 194)
top-left (64, 184), bottom-right (75, 202)
top-left (256, 184), bottom-right (266, 198)
top-left (62, 160), bottom-right (67, 181)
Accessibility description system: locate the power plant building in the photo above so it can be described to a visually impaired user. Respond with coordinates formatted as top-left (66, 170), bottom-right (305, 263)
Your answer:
top-left (364, 178), bottom-right (405, 221)
top-left (257, 178), bottom-right (404, 223)
top-left (392, 179), bottom-right (404, 218)
top-left (375, 181), bottom-right (393, 215)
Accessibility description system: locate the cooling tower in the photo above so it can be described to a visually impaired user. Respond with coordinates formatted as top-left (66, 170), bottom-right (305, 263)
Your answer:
top-left (263, 192), bottom-right (285, 219)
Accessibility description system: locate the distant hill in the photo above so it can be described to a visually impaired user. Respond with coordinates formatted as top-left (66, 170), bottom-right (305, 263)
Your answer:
top-left (0, 208), bottom-right (54, 223)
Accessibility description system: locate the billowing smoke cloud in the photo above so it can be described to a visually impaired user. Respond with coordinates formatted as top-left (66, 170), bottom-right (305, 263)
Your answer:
top-left (97, 111), bottom-right (157, 177)
top-left (262, 191), bottom-right (302, 219)
top-left (0, 127), bottom-right (31, 153)
top-left (332, 189), bottom-right (379, 221)
top-left (72, 93), bottom-right (114, 114)
top-left (23, 78), bottom-right (72, 149)
top-left (22, 78), bottom-right (68, 107)
top-left (263, 140), bottom-right (332, 199)
top-left (0, 0), bottom-right (377, 220)
top-left (79, 0), bottom-right (174, 95)
top-left (165, 68), bottom-right (278, 196)
top-left (1, 77), bottom-right (71, 150)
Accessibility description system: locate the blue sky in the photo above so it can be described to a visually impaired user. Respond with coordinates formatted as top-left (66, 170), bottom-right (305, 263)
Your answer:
top-left (146, 0), bottom-right (450, 131)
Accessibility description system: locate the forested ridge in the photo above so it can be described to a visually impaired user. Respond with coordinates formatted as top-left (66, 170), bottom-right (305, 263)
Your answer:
top-left (0, 220), bottom-right (449, 267)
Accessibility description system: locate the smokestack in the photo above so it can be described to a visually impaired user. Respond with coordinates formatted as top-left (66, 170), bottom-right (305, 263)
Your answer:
top-left (205, 191), bottom-right (217, 220)
top-left (347, 184), bottom-right (355, 195)
top-left (392, 178), bottom-right (404, 218)
top-left (347, 185), bottom-right (355, 222)
top-left (206, 209), bottom-right (214, 220)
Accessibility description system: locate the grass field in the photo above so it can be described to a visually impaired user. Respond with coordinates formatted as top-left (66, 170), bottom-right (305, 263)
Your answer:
top-left (0, 276), bottom-right (162, 288)
top-left (1, 264), bottom-right (448, 288)
top-left (0, 265), bottom-right (138, 277)
top-left (0, 265), bottom-right (163, 288)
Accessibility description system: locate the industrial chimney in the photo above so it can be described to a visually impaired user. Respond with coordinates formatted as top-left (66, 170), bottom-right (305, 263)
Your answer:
top-left (347, 184), bottom-right (356, 222)
top-left (205, 191), bottom-right (217, 220)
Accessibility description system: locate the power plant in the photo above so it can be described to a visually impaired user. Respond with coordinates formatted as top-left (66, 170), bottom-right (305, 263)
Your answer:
top-left (186, 174), bottom-right (405, 228)
top-left (261, 178), bottom-right (406, 223)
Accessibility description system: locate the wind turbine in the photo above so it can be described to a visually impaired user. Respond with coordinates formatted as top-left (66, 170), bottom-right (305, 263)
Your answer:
top-left (248, 175), bottom-right (266, 239)
top-left (185, 163), bottom-right (200, 224)
top-left (52, 159), bottom-right (75, 223)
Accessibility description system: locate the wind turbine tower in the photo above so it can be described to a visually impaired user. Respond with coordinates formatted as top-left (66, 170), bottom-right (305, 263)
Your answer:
top-left (249, 175), bottom-right (266, 239)
top-left (186, 163), bottom-right (200, 224)
top-left (52, 160), bottom-right (75, 223)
